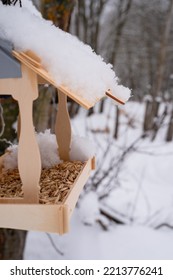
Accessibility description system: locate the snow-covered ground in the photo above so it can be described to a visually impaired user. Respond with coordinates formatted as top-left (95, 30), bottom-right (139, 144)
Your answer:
top-left (24, 211), bottom-right (173, 260)
top-left (24, 100), bottom-right (173, 260)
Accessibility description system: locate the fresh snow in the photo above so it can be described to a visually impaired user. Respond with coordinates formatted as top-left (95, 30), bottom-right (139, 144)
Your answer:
top-left (0, 2), bottom-right (131, 104)
top-left (3, 130), bottom-right (95, 170)
top-left (24, 211), bottom-right (173, 260)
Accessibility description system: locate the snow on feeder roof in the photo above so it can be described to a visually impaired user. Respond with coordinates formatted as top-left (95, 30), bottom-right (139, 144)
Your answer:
top-left (0, 2), bottom-right (131, 108)
top-left (0, 2), bottom-right (130, 234)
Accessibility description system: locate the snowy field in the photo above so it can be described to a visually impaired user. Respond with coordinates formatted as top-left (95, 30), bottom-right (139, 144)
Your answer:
top-left (24, 101), bottom-right (173, 260)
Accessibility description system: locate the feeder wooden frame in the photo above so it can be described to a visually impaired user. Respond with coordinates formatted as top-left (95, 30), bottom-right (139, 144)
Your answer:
top-left (0, 51), bottom-right (96, 234)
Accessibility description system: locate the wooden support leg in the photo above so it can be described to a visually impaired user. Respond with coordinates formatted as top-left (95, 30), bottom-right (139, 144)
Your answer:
top-left (11, 64), bottom-right (41, 204)
top-left (55, 90), bottom-right (71, 161)
top-left (17, 98), bottom-right (41, 203)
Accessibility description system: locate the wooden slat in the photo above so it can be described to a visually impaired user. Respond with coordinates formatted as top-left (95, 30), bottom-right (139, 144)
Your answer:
top-left (64, 158), bottom-right (94, 218)
top-left (19, 51), bottom-right (41, 68)
top-left (0, 204), bottom-right (65, 234)
top-left (91, 157), bottom-right (96, 170)
top-left (0, 198), bottom-right (24, 204)
top-left (12, 51), bottom-right (127, 107)
top-left (0, 64), bottom-right (41, 204)
top-left (105, 90), bottom-right (125, 105)
top-left (14, 64), bottom-right (41, 204)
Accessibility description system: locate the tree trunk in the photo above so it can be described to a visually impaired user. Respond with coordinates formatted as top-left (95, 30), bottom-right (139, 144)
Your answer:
top-left (33, 86), bottom-right (52, 132)
top-left (41, 0), bottom-right (76, 32)
top-left (99, 99), bottom-right (105, 113)
top-left (151, 100), bottom-right (168, 141)
top-left (166, 104), bottom-right (173, 141)
top-left (114, 107), bottom-right (120, 139)
top-left (0, 229), bottom-right (27, 260)
top-left (69, 101), bottom-right (80, 118)
top-left (143, 98), bottom-right (153, 132)
top-left (145, 0), bottom-right (173, 137)
top-left (152, 0), bottom-right (173, 99)
top-left (87, 107), bottom-right (94, 116)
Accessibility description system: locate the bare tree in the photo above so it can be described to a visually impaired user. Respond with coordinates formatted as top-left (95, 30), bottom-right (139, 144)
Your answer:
top-left (153, 0), bottom-right (173, 99)
top-left (105, 0), bottom-right (133, 139)
top-left (71, 0), bottom-right (107, 53)
top-left (143, 0), bottom-right (173, 139)
top-left (105, 0), bottom-right (133, 65)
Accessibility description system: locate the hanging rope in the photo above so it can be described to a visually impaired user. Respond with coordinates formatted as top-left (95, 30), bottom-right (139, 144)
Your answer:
top-left (0, 103), bottom-right (5, 137)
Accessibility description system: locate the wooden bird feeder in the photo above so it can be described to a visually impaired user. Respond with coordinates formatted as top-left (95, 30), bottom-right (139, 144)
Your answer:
top-left (0, 38), bottom-right (124, 234)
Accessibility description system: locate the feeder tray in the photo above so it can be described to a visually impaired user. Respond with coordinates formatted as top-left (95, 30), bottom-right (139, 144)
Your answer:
top-left (0, 39), bottom-right (123, 234)
top-left (0, 161), bottom-right (85, 203)
top-left (0, 158), bottom-right (95, 234)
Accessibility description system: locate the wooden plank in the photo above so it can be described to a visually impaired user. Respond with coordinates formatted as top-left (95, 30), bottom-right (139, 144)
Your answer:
top-left (37, 75), bottom-right (47, 84)
top-left (0, 64), bottom-right (42, 203)
top-left (105, 90), bottom-right (125, 105)
top-left (0, 204), bottom-right (67, 234)
top-left (20, 51), bottom-right (41, 68)
top-left (91, 157), bottom-right (96, 170)
top-left (0, 198), bottom-right (24, 204)
top-left (14, 64), bottom-right (41, 203)
top-left (20, 51), bottom-right (42, 68)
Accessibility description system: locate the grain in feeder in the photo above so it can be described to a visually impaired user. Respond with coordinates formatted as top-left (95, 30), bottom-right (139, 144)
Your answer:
top-left (0, 2), bottom-right (131, 234)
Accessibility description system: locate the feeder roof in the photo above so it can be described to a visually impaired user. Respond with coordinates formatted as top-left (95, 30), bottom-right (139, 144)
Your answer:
top-left (0, 2), bottom-right (131, 109)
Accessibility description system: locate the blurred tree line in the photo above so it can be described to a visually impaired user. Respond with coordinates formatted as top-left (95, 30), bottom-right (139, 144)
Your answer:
top-left (69, 0), bottom-right (173, 101)
top-left (69, 0), bottom-right (173, 140)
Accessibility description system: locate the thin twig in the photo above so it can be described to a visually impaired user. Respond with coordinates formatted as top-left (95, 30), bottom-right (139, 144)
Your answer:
top-left (46, 233), bottom-right (64, 256)
top-left (155, 223), bottom-right (173, 230)
top-left (94, 133), bottom-right (145, 190)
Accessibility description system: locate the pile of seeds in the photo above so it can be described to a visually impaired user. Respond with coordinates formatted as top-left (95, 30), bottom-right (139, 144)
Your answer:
top-left (0, 161), bottom-right (84, 204)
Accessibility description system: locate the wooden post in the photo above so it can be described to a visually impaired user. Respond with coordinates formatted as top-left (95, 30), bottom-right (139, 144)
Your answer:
top-left (0, 63), bottom-right (41, 203)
